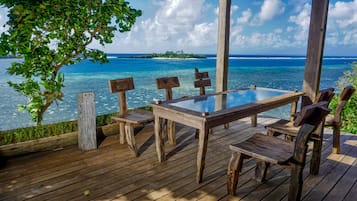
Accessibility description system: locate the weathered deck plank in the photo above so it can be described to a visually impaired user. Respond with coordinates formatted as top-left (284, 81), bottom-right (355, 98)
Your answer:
top-left (0, 116), bottom-right (356, 201)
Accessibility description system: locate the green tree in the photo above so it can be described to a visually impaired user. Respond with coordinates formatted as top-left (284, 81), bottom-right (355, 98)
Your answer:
top-left (330, 62), bottom-right (357, 133)
top-left (0, 0), bottom-right (141, 124)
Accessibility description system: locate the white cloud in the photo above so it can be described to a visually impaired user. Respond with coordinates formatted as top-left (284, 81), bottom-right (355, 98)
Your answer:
top-left (342, 29), bottom-right (357, 44)
top-left (184, 22), bottom-right (217, 47)
top-left (1, 0), bottom-right (356, 54)
top-left (231, 5), bottom-right (239, 13)
top-left (104, 0), bottom-right (217, 53)
top-left (237, 9), bottom-right (252, 24)
top-left (329, 0), bottom-right (357, 29)
top-left (327, 0), bottom-right (357, 46)
top-left (253, 0), bottom-right (285, 25)
top-left (231, 30), bottom-right (291, 49)
top-left (288, 3), bottom-right (311, 44)
top-left (274, 28), bottom-right (283, 33)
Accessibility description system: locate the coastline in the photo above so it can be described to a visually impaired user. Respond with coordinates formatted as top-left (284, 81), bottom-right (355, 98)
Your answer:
top-left (0, 55), bottom-right (355, 130)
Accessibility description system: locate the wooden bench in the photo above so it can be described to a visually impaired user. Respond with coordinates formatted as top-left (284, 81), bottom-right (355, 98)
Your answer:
top-left (227, 103), bottom-right (330, 201)
top-left (156, 76), bottom-right (180, 145)
top-left (109, 77), bottom-right (154, 157)
top-left (325, 85), bottom-right (355, 154)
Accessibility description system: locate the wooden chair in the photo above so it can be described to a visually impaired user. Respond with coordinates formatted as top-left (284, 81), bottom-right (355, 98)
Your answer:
top-left (264, 88), bottom-right (335, 175)
top-left (266, 87), bottom-right (335, 138)
top-left (194, 68), bottom-right (211, 96)
top-left (227, 103), bottom-right (330, 201)
top-left (325, 85), bottom-right (355, 154)
top-left (156, 76), bottom-right (180, 145)
top-left (109, 77), bottom-right (154, 157)
top-left (193, 68), bottom-right (214, 137)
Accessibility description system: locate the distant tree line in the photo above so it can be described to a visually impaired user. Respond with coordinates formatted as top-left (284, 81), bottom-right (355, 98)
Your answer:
top-left (133, 51), bottom-right (206, 59)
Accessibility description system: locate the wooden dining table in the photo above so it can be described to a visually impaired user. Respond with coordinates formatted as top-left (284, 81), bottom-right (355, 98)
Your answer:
top-left (150, 86), bottom-right (304, 183)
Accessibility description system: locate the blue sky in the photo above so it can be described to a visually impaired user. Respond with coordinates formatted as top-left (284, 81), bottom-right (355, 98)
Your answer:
top-left (1, 0), bottom-right (357, 56)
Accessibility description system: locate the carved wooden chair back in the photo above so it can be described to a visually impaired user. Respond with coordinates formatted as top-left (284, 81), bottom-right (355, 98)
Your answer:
top-left (314, 87), bottom-right (335, 105)
top-left (330, 85), bottom-right (355, 123)
top-left (108, 77), bottom-right (135, 115)
top-left (156, 76), bottom-right (180, 100)
top-left (324, 85), bottom-right (355, 154)
top-left (284, 104), bottom-right (330, 160)
top-left (301, 87), bottom-right (335, 108)
top-left (194, 68), bottom-right (211, 95)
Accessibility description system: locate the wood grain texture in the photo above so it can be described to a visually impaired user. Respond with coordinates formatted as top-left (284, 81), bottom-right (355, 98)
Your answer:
top-left (77, 92), bottom-right (97, 151)
top-left (0, 118), bottom-right (356, 201)
top-left (302, 0), bottom-right (329, 105)
top-left (228, 104), bottom-right (330, 201)
top-left (151, 88), bottom-right (303, 183)
top-left (109, 77), bottom-right (154, 156)
top-left (108, 77), bottom-right (134, 93)
top-left (216, 0), bottom-right (231, 92)
top-left (156, 77), bottom-right (180, 90)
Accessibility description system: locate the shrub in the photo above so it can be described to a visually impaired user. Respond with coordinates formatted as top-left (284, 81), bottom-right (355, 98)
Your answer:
top-left (0, 113), bottom-right (115, 145)
top-left (330, 62), bottom-right (357, 134)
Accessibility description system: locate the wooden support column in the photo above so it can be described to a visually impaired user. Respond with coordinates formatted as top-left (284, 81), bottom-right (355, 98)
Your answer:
top-left (216, 0), bottom-right (231, 93)
top-left (302, 0), bottom-right (329, 106)
top-left (77, 92), bottom-right (97, 151)
top-left (303, 0), bottom-right (329, 175)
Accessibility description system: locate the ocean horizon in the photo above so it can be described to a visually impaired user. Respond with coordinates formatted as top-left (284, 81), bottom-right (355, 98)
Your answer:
top-left (0, 54), bottom-right (355, 130)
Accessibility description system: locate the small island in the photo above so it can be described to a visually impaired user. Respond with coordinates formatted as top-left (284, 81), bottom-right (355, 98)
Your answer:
top-left (132, 51), bottom-right (206, 59)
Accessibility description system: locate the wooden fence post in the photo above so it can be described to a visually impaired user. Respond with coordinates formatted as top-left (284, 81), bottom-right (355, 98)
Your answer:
top-left (77, 92), bottom-right (97, 150)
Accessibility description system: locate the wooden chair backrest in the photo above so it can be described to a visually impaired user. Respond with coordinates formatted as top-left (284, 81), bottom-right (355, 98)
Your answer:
top-left (334, 85), bottom-right (355, 121)
top-left (108, 77), bottom-right (135, 114)
top-left (156, 76), bottom-right (180, 100)
top-left (194, 68), bottom-right (211, 95)
top-left (293, 104), bottom-right (330, 162)
top-left (314, 88), bottom-right (335, 105)
top-left (109, 77), bottom-right (135, 93)
top-left (294, 102), bottom-right (330, 127)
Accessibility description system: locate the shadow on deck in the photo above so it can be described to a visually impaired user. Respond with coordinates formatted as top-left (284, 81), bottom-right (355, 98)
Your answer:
top-left (1, 116), bottom-right (357, 201)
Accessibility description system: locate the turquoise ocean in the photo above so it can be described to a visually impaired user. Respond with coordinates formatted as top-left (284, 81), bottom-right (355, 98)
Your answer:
top-left (0, 54), bottom-right (356, 130)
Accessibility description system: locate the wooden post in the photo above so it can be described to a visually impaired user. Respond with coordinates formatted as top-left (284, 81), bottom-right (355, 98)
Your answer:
top-left (302, 0), bottom-right (329, 106)
top-left (216, 0), bottom-right (231, 93)
top-left (302, 0), bottom-right (329, 175)
top-left (77, 92), bottom-right (97, 151)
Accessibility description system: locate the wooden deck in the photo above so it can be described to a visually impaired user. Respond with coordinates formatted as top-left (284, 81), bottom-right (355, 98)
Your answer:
top-left (1, 116), bottom-right (357, 201)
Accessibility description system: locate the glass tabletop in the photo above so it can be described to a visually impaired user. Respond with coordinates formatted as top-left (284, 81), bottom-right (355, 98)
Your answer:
top-left (169, 88), bottom-right (288, 113)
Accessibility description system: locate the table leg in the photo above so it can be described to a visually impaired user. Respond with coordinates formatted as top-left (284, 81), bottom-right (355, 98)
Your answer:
top-left (167, 120), bottom-right (176, 145)
top-left (154, 115), bottom-right (166, 162)
top-left (196, 127), bottom-right (209, 183)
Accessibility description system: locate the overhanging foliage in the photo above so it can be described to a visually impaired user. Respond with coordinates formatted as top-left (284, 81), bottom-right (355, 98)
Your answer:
top-left (0, 0), bottom-right (141, 124)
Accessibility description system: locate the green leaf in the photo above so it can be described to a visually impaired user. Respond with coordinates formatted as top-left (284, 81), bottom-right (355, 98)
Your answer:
top-left (0, 0), bottom-right (141, 125)
top-left (83, 189), bottom-right (91, 196)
